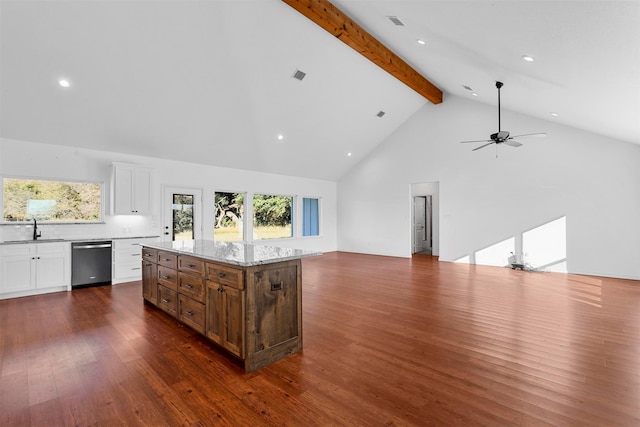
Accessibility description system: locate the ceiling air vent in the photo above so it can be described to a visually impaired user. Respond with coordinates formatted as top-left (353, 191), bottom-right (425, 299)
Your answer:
top-left (462, 85), bottom-right (473, 91)
top-left (376, 110), bottom-right (386, 118)
top-left (386, 16), bottom-right (405, 26)
top-left (292, 69), bottom-right (307, 81)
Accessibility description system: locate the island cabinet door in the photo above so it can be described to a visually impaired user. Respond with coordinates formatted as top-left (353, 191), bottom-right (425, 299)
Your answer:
top-left (142, 260), bottom-right (158, 304)
top-left (245, 260), bottom-right (302, 372)
top-left (206, 280), bottom-right (245, 358)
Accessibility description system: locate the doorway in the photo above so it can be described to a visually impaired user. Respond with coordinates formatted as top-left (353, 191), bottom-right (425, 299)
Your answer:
top-left (162, 186), bottom-right (203, 242)
top-left (411, 182), bottom-right (439, 256)
top-left (413, 195), bottom-right (432, 254)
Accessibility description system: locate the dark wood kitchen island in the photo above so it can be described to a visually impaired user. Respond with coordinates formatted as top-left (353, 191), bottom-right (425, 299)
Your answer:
top-left (141, 240), bottom-right (320, 372)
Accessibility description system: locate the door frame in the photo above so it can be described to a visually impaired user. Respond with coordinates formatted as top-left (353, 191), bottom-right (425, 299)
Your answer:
top-left (410, 182), bottom-right (439, 256)
top-left (161, 186), bottom-right (203, 242)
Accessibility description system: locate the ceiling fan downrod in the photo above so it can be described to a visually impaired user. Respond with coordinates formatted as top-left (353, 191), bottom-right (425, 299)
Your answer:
top-left (496, 81), bottom-right (503, 132)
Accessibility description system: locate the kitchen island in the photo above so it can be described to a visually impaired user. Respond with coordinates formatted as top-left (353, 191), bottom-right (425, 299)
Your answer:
top-left (141, 240), bottom-right (320, 372)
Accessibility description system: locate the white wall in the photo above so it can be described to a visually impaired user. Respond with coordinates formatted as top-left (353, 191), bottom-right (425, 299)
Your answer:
top-left (0, 138), bottom-right (337, 253)
top-left (337, 95), bottom-right (640, 280)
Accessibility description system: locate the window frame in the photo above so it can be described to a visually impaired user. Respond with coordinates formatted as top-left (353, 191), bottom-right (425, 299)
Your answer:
top-left (301, 196), bottom-right (321, 238)
top-left (1, 175), bottom-right (106, 224)
top-left (251, 192), bottom-right (294, 241)
top-left (213, 190), bottom-right (246, 242)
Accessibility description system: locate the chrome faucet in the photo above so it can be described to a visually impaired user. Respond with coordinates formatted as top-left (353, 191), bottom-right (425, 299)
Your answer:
top-left (33, 218), bottom-right (41, 240)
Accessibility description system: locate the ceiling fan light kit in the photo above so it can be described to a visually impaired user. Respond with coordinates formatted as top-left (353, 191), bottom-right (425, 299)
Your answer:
top-left (461, 81), bottom-right (547, 153)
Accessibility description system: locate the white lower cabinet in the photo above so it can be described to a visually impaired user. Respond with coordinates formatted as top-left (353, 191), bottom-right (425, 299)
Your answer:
top-left (112, 237), bottom-right (159, 284)
top-left (0, 242), bottom-right (71, 299)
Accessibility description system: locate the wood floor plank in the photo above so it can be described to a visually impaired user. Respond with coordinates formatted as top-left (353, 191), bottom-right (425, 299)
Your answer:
top-left (1, 251), bottom-right (638, 426)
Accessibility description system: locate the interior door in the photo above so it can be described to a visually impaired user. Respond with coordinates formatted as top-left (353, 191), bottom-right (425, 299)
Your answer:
top-left (162, 186), bottom-right (203, 242)
top-left (413, 196), bottom-right (426, 253)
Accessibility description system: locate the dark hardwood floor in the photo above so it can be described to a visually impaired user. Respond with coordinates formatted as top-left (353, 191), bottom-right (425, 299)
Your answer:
top-left (1, 252), bottom-right (639, 426)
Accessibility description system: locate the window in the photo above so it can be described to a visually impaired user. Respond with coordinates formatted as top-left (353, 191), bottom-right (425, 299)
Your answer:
top-left (214, 192), bottom-right (244, 242)
top-left (253, 194), bottom-right (292, 240)
top-left (172, 194), bottom-right (194, 241)
top-left (302, 197), bottom-right (320, 236)
top-left (2, 177), bottom-right (102, 223)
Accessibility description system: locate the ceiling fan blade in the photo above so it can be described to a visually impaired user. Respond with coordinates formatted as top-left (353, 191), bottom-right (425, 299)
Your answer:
top-left (460, 139), bottom-right (491, 144)
top-left (472, 142), bottom-right (495, 151)
top-left (510, 132), bottom-right (547, 138)
top-left (503, 140), bottom-right (523, 148)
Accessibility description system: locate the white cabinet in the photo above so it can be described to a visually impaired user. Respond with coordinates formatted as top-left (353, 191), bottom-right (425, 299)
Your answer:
top-left (111, 163), bottom-right (152, 215)
top-left (112, 237), bottom-right (159, 284)
top-left (0, 242), bottom-right (71, 299)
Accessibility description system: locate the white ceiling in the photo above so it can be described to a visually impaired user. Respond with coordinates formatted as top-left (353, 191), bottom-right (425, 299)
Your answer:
top-left (1, 0), bottom-right (638, 181)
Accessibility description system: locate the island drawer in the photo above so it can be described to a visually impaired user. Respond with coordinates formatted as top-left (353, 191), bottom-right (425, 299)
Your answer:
top-left (178, 255), bottom-right (205, 276)
top-left (178, 272), bottom-right (205, 302)
top-left (141, 248), bottom-right (158, 263)
top-left (157, 285), bottom-right (178, 318)
top-left (158, 251), bottom-right (178, 269)
top-left (157, 266), bottom-right (178, 290)
top-left (206, 263), bottom-right (244, 290)
top-left (178, 295), bottom-right (205, 334)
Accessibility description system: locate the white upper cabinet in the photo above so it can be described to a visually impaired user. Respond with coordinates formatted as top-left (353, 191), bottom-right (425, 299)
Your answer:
top-left (111, 163), bottom-right (152, 215)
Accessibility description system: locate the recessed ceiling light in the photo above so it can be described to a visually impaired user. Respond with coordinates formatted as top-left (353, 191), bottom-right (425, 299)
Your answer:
top-left (416, 39), bottom-right (426, 46)
top-left (277, 134), bottom-right (284, 140)
top-left (347, 152), bottom-right (352, 157)
top-left (550, 112), bottom-right (559, 117)
top-left (521, 55), bottom-right (535, 62)
top-left (58, 79), bottom-right (71, 88)
top-left (471, 92), bottom-right (478, 97)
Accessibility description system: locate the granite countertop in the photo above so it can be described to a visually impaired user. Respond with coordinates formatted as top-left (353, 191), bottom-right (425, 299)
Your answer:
top-left (0, 235), bottom-right (160, 245)
top-left (143, 239), bottom-right (322, 267)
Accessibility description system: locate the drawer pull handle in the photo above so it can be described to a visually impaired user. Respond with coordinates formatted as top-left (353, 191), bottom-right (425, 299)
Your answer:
top-left (161, 298), bottom-right (170, 303)
top-left (144, 253), bottom-right (152, 257)
top-left (271, 281), bottom-right (283, 291)
top-left (131, 254), bottom-right (139, 256)
top-left (217, 287), bottom-right (224, 293)
top-left (161, 275), bottom-right (169, 280)
top-left (131, 267), bottom-right (141, 271)
top-left (162, 258), bottom-right (170, 261)
top-left (187, 264), bottom-right (197, 268)
top-left (218, 272), bottom-right (226, 278)
top-left (186, 311), bottom-right (194, 316)
top-left (185, 284), bottom-right (193, 289)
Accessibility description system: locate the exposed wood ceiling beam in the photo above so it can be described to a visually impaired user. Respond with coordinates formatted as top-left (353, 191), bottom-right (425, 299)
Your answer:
top-left (282, 0), bottom-right (443, 105)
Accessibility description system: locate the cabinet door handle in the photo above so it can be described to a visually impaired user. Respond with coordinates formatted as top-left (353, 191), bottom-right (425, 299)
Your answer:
top-left (161, 298), bottom-right (170, 303)
top-left (161, 275), bottom-right (169, 280)
top-left (217, 287), bottom-right (224, 293)
top-left (185, 311), bottom-right (194, 316)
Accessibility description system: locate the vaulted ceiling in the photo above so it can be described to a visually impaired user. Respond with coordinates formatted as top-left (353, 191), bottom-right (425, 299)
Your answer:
top-left (1, 1), bottom-right (638, 180)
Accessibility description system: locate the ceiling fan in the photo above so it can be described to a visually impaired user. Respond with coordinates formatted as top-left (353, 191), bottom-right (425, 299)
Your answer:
top-left (460, 81), bottom-right (547, 152)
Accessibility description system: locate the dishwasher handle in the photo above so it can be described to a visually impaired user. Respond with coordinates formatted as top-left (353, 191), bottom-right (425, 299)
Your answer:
top-left (73, 244), bottom-right (112, 249)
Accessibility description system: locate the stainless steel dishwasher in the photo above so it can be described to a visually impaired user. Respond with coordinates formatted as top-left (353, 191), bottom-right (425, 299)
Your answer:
top-left (71, 241), bottom-right (112, 289)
